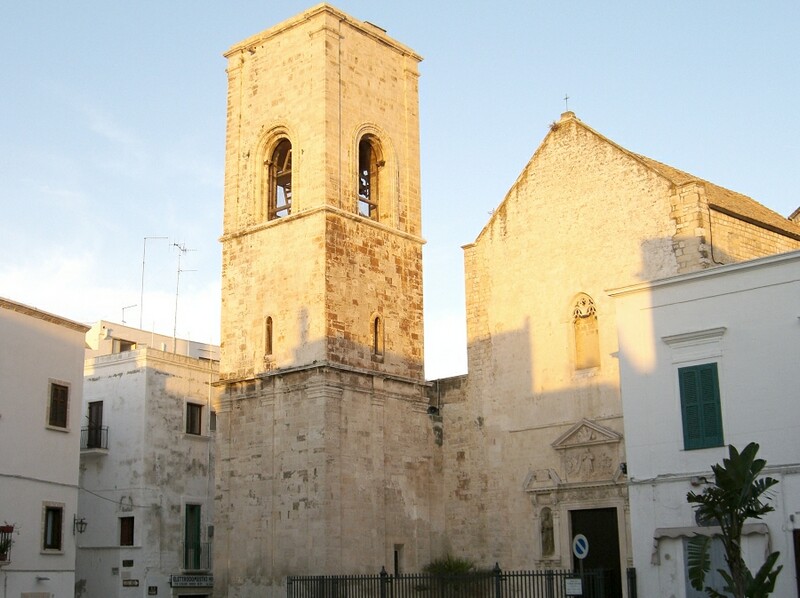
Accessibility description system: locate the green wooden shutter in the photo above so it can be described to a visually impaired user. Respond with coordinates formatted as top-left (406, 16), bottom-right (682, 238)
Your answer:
top-left (698, 364), bottom-right (723, 447)
top-left (680, 367), bottom-right (702, 449)
top-left (679, 363), bottom-right (723, 450)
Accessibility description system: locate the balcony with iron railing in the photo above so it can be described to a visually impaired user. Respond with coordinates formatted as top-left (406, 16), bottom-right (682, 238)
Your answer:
top-left (184, 541), bottom-right (212, 572)
top-left (80, 426), bottom-right (109, 452)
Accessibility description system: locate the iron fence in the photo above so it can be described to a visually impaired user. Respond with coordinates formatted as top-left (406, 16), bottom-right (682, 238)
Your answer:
top-left (288, 565), bottom-right (636, 598)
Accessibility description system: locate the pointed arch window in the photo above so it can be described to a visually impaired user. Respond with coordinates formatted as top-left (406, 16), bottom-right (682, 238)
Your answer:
top-left (573, 293), bottom-right (600, 370)
top-left (358, 136), bottom-right (383, 221)
top-left (267, 139), bottom-right (292, 219)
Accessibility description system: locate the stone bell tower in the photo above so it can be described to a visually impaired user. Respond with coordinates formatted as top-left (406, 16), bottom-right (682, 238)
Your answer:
top-left (214, 5), bottom-right (442, 596)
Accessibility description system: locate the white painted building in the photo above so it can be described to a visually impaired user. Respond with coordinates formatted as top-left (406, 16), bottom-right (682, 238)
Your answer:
top-left (76, 322), bottom-right (218, 598)
top-left (0, 297), bottom-right (89, 598)
top-left (612, 250), bottom-right (800, 597)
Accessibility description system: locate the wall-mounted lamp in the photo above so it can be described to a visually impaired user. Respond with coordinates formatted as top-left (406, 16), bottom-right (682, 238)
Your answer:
top-left (73, 515), bottom-right (88, 535)
top-left (36, 576), bottom-right (51, 582)
top-left (690, 476), bottom-right (709, 487)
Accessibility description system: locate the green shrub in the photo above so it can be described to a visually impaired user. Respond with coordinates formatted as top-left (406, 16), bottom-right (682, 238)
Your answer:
top-left (422, 555), bottom-right (477, 576)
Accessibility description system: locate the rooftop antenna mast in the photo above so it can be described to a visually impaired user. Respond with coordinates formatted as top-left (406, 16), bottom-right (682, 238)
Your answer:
top-left (122, 304), bottom-right (137, 325)
top-left (140, 236), bottom-right (168, 329)
top-left (172, 242), bottom-right (197, 353)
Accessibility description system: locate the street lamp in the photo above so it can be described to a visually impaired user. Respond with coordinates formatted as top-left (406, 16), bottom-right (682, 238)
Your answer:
top-left (73, 515), bottom-right (88, 535)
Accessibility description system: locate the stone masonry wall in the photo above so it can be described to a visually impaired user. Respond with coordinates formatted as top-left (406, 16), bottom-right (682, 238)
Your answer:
top-left (219, 212), bottom-right (327, 379)
top-left (668, 182), bottom-right (800, 274)
top-left (708, 208), bottom-right (800, 263)
top-left (325, 212), bottom-right (424, 380)
top-left (214, 367), bottom-right (443, 598)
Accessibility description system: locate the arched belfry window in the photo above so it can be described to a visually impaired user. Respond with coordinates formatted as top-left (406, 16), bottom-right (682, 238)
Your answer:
top-left (572, 293), bottom-right (600, 370)
top-left (358, 136), bottom-right (383, 221)
top-left (266, 138), bottom-right (292, 219)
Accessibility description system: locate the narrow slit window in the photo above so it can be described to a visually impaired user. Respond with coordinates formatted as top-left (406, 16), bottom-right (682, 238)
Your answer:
top-left (265, 316), bottom-right (273, 356)
top-left (268, 139), bottom-right (292, 219)
top-left (372, 316), bottom-right (384, 356)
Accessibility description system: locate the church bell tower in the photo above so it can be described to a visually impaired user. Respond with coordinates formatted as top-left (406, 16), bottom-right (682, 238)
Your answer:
top-left (214, 5), bottom-right (440, 596)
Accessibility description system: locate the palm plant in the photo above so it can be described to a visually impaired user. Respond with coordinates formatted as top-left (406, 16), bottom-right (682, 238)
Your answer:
top-left (686, 442), bottom-right (782, 597)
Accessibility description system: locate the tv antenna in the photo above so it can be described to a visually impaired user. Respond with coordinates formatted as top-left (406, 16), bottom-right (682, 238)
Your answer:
top-left (172, 242), bottom-right (197, 352)
top-left (140, 236), bottom-right (168, 328)
top-left (121, 304), bottom-right (137, 325)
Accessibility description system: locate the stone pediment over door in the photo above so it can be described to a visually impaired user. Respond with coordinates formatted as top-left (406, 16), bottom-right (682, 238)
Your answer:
top-left (552, 419), bottom-right (623, 485)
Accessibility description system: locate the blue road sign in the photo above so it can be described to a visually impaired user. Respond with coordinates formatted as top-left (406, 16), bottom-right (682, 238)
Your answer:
top-left (572, 534), bottom-right (589, 560)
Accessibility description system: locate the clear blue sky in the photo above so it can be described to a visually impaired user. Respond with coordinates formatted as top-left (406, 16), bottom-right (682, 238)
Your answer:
top-left (2, 1), bottom-right (798, 379)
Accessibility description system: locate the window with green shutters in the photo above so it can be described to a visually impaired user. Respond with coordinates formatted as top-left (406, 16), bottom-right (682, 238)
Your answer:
top-left (679, 363), bottom-right (723, 450)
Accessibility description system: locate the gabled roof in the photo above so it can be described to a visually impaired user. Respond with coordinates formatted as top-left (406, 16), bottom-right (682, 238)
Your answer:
top-left (566, 112), bottom-right (800, 241)
top-left (473, 112), bottom-right (800, 243)
top-left (634, 154), bottom-right (800, 241)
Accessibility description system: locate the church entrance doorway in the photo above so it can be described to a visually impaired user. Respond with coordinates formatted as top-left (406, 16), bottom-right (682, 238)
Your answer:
top-left (570, 507), bottom-right (622, 598)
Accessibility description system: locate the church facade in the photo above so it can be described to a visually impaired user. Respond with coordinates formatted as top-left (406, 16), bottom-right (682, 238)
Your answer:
top-left (435, 110), bottom-right (800, 596)
top-left (213, 5), bottom-right (800, 597)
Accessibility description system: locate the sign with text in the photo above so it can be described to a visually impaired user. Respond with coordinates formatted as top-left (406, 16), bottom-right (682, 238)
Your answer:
top-left (170, 575), bottom-right (213, 588)
top-left (565, 577), bottom-right (583, 596)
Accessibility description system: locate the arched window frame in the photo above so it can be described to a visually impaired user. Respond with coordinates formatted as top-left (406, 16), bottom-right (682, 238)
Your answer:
top-left (256, 127), bottom-right (296, 222)
top-left (572, 293), bottom-right (600, 370)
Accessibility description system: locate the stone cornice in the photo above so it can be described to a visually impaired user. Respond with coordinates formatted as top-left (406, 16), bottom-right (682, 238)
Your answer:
top-left (219, 204), bottom-right (425, 246)
top-left (0, 297), bottom-right (89, 334)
